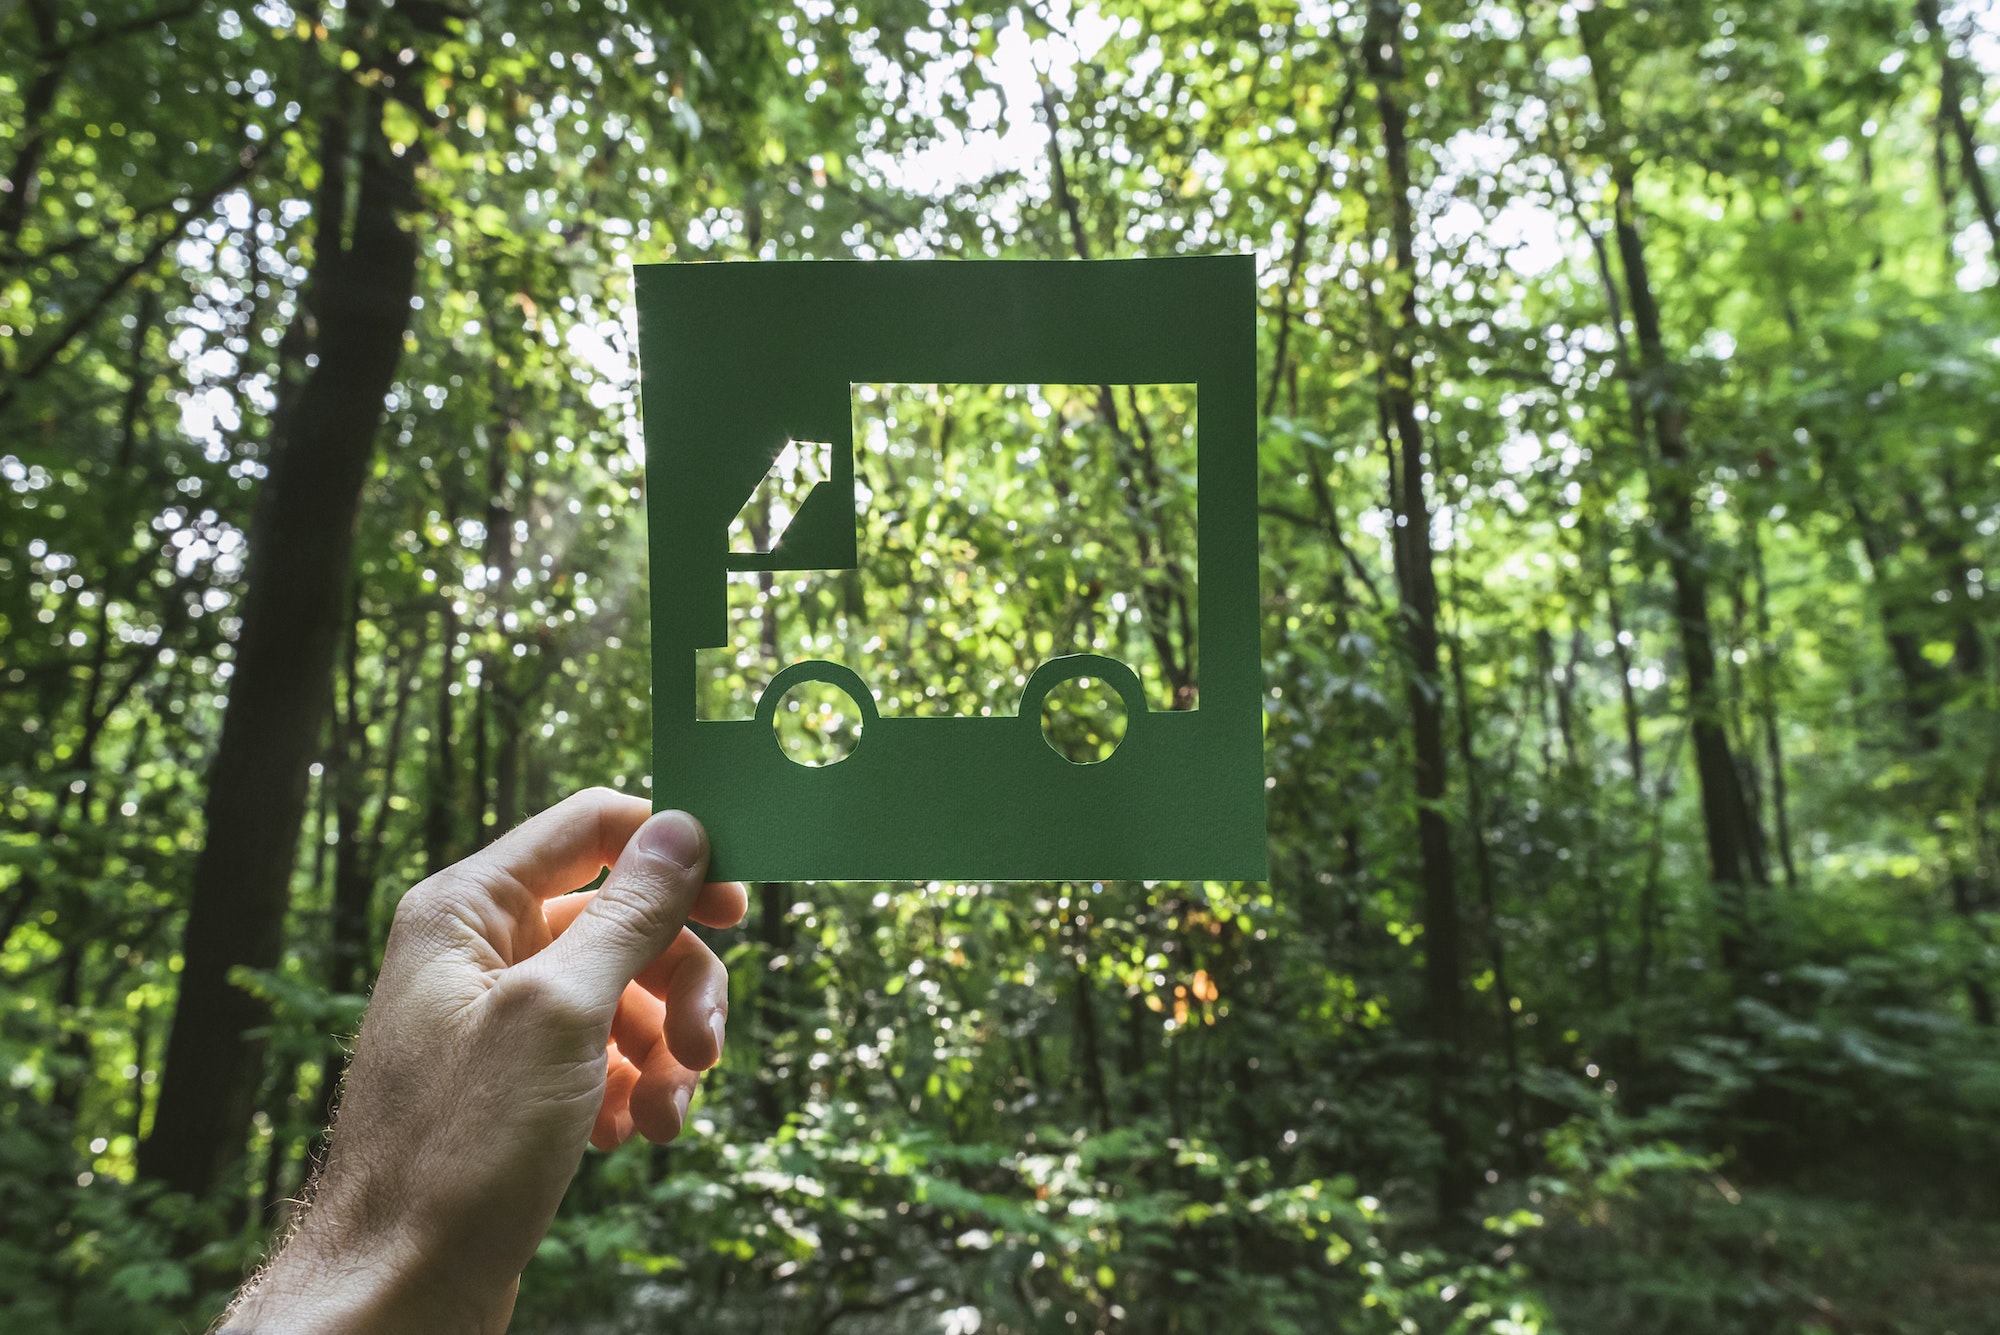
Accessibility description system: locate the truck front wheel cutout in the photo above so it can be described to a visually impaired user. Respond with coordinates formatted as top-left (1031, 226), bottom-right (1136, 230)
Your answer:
top-left (1039, 676), bottom-right (1129, 765)
top-left (764, 671), bottom-right (868, 767)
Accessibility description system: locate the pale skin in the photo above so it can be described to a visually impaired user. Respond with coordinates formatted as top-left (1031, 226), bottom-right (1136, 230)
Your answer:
top-left (222, 788), bottom-right (749, 1335)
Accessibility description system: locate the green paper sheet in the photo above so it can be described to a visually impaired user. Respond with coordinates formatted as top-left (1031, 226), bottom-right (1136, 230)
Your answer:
top-left (638, 256), bottom-right (1266, 882)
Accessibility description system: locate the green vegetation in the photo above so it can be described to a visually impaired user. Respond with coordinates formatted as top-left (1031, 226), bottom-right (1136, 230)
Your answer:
top-left (4, 0), bottom-right (1999, 1330)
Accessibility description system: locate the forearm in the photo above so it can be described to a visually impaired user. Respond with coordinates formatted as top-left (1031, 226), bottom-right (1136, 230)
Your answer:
top-left (214, 795), bottom-right (732, 1335)
top-left (221, 1214), bottom-right (507, 1335)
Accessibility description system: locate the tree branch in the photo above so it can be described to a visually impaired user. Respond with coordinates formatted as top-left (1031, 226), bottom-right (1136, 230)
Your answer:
top-left (0, 152), bottom-right (258, 417)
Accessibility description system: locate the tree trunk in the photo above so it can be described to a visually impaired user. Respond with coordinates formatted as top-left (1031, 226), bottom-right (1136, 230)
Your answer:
top-left (1265, 58), bottom-right (1360, 418)
top-left (1035, 80), bottom-right (1199, 705)
top-left (1446, 622), bottom-right (1526, 1170)
top-left (753, 879), bottom-right (793, 1128)
top-left (1810, 444), bottom-right (1995, 1020)
top-left (472, 665), bottom-right (493, 846)
top-left (424, 599), bottom-right (460, 873)
top-left (50, 939), bottom-right (90, 1123)
top-left (492, 692), bottom-right (523, 834)
top-left (1746, 518), bottom-right (1799, 889)
top-left (1071, 920), bottom-right (1111, 1133)
top-left (0, 0), bottom-right (65, 245)
top-left (1581, 11), bottom-right (1766, 971)
top-left (1364, 0), bottom-right (1471, 1220)
top-left (139, 102), bottom-right (417, 1197)
top-left (1917, 0), bottom-right (2000, 255)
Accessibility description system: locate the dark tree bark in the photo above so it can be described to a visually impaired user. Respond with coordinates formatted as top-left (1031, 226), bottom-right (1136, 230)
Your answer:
top-left (481, 411), bottom-right (526, 832)
top-left (305, 623), bottom-right (421, 1166)
top-left (50, 939), bottom-right (90, 1122)
top-left (329, 625), bottom-right (421, 1000)
top-left (1034, 84), bottom-right (1198, 706)
top-left (472, 667), bottom-right (493, 846)
top-left (424, 599), bottom-right (460, 873)
top-left (1446, 619), bottom-right (1525, 1169)
top-left (139, 102), bottom-right (418, 1196)
top-left (0, 0), bottom-right (65, 246)
top-left (752, 879), bottom-right (794, 1128)
top-left (1071, 919), bottom-right (1112, 1133)
top-left (1581, 11), bottom-right (1766, 971)
top-left (1746, 519), bottom-right (1799, 890)
top-left (1364, 0), bottom-right (1471, 1220)
top-left (1601, 557), bottom-right (1646, 793)
top-left (1807, 447), bottom-right (1994, 1022)
top-left (1917, 0), bottom-right (2000, 255)
top-left (1265, 53), bottom-right (1360, 418)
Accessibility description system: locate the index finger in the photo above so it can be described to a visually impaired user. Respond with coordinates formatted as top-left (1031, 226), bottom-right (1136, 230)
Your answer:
top-left (455, 787), bottom-right (652, 904)
top-left (544, 880), bottom-right (750, 934)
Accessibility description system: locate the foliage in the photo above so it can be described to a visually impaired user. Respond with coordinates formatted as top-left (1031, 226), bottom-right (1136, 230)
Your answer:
top-left (5, 0), bottom-right (2000, 1331)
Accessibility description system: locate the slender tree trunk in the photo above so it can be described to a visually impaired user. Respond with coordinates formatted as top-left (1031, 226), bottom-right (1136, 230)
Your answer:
top-left (139, 101), bottom-right (418, 1197)
top-left (1265, 57), bottom-right (1360, 418)
top-left (254, 1054), bottom-right (301, 1225)
top-left (1634, 726), bottom-right (1689, 1003)
top-left (1581, 12), bottom-right (1766, 970)
top-left (1447, 625), bottom-right (1526, 1170)
top-left (0, 0), bottom-right (65, 245)
top-left (492, 693), bottom-right (523, 833)
top-left (1949, 869), bottom-right (1996, 1025)
top-left (50, 939), bottom-right (90, 1123)
top-left (1365, 0), bottom-right (1471, 1220)
top-left (129, 1002), bottom-right (156, 1143)
top-left (754, 879), bottom-right (792, 1128)
top-left (472, 665), bottom-right (493, 846)
top-left (1035, 80), bottom-right (1198, 705)
top-left (1917, 0), bottom-right (2000, 254)
top-left (1746, 518), bottom-right (1799, 889)
top-left (1621, 200), bottom-right (1763, 954)
top-left (1725, 575), bottom-right (1774, 892)
top-left (1811, 446), bottom-right (1995, 1019)
top-left (327, 601), bottom-right (372, 1000)
top-left (1559, 626), bottom-right (1620, 1008)
top-left (425, 600), bottom-right (460, 873)
top-left (1071, 917), bottom-right (1111, 1133)
top-left (1123, 993), bottom-right (1151, 1118)
top-left (1906, 482), bottom-right (1988, 680)
top-left (483, 415), bottom-right (526, 832)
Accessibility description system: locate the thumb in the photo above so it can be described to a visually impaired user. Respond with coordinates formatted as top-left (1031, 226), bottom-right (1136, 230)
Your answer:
top-left (526, 810), bottom-right (710, 1012)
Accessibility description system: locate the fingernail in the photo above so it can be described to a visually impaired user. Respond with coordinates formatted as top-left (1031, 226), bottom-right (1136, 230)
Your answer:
top-left (708, 1012), bottom-right (727, 1062)
top-left (638, 811), bottom-right (704, 869)
top-left (673, 1084), bottom-right (693, 1124)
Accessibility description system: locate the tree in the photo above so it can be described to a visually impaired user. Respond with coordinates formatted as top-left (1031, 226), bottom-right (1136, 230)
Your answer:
top-left (140, 76), bottom-right (419, 1195)
top-left (1576, 3), bottom-right (1768, 970)
top-left (1362, 0), bottom-right (1472, 1218)
top-left (7, 0), bottom-right (2000, 1329)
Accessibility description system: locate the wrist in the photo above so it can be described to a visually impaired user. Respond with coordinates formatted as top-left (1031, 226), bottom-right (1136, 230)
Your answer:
top-left (223, 1215), bottom-right (508, 1335)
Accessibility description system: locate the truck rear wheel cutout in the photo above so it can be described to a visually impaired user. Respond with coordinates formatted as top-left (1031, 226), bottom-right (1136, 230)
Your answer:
top-left (1039, 676), bottom-right (1128, 765)
top-left (771, 678), bottom-right (865, 766)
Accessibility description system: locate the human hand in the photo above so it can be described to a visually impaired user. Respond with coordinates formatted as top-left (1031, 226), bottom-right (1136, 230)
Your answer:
top-left (223, 789), bottom-right (748, 1334)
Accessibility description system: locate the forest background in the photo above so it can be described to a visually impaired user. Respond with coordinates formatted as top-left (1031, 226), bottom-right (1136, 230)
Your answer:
top-left (4, 0), bottom-right (2000, 1331)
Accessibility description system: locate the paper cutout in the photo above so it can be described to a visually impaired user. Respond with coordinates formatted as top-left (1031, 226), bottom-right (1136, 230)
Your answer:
top-left (1035, 670), bottom-right (1130, 765)
top-left (695, 380), bottom-right (1199, 724)
top-left (727, 437), bottom-right (831, 554)
top-left (638, 257), bottom-right (1266, 881)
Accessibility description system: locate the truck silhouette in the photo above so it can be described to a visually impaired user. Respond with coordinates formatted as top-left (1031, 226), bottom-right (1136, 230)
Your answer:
top-left (638, 257), bottom-right (1265, 883)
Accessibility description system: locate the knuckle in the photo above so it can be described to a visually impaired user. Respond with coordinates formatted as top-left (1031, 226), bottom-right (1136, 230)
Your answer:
top-left (573, 784), bottom-right (638, 826)
top-left (588, 880), bottom-right (684, 947)
top-left (392, 867), bottom-right (482, 929)
top-left (390, 878), bottom-right (448, 931)
top-left (491, 968), bottom-right (599, 1029)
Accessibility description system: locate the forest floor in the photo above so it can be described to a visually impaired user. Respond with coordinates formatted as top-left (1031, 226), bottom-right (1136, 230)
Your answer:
top-left (1531, 1171), bottom-right (2000, 1335)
